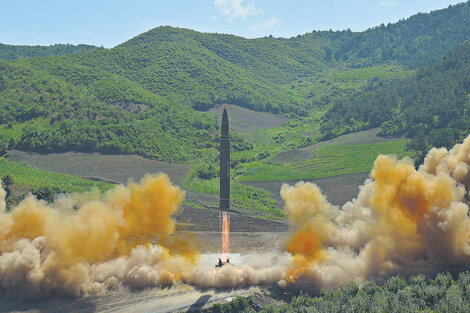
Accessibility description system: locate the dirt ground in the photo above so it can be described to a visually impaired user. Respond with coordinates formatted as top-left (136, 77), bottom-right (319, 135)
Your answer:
top-left (209, 104), bottom-right (287, 133)
top-left (186, 231), bottom-right (287, 254)
top-left (0, 286), bottom-right (278, 313)
top-left (176, 205), bottom-right (288, 232)
top-left (240, 172), bottom-right (369, 207)
top-left (7, 150), bottom-right (191, 186)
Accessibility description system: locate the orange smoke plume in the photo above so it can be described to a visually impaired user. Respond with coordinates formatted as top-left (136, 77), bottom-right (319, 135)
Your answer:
top-left (281, 135), bottom-right (470, 289)
top-left (281, 182), bottom-right (329, 282)
top-left (0, 174), bottom-right (198, 297)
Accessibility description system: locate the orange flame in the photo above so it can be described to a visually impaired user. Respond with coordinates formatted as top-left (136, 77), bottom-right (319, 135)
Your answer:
top-left (221, 212), bottom-right (230, 259)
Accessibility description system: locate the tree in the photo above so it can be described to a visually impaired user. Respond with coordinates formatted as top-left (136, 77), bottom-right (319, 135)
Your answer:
top-left (1, 174), bottom-right (13, 199)
top-left (31, 186), bottom-right (62, 202)
top-left (0, 138), bottom-right (7, 156)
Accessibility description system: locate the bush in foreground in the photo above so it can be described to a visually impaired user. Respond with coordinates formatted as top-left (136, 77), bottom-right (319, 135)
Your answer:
top-left (201, 272), bottom-right (470, 313)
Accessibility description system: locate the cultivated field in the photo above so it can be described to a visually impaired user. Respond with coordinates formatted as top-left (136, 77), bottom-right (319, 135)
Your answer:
top-left (209, 104), bottom-right (287, 133)
top-left (240, 172), bottom-right (369, 207)
top-left (7, 150), bottom-right (190, 186)
top-left (272, 128), bottom-right (405, 163)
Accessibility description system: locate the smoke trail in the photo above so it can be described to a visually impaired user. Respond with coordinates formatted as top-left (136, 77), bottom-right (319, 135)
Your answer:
top-left (281, 135), bottom-right (470, 290)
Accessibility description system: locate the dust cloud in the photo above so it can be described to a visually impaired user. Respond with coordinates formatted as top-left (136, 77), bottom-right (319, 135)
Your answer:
top-left (0, 174), bottom-right (197, 298)
top-left (2, 135), bottom-right (470, 299)
top-left (0, 174), bottom-right (286, 299)
top-left (281, 134), bottom-right (470, 291)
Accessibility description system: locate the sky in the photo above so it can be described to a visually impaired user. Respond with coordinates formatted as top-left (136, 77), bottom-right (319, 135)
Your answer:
top-left (0, 0), bottom-right (465, 48)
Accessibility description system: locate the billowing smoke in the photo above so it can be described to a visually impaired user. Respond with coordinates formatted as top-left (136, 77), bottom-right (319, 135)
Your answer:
top-left (3, 135), bottom-right (470, 299)
top-left (0, 174), bottom-right (287, 299)
top-left (0, 174), bottom-right (200, 298)
top-left (281, 135), bottom-right (470, 291)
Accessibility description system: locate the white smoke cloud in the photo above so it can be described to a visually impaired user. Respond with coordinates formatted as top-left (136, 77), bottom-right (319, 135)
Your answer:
top-left (214, 0), bottom-right (264, 22)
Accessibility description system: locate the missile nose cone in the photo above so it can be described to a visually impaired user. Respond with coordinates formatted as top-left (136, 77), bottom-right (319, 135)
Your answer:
top-left (222, 108), bottom-right (228, 123)
top-left (221, 108), bottom-right (229, 137)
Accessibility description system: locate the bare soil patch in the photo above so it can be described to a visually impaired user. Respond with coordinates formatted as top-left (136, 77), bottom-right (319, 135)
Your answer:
top-left (240, 172), bottom-right (369, 207)
top-left (272, 128), bottom-right (403, 163)
top-left (7, 150), bottom-right (190, 186)
top-left (209, 104), bottom-right (287, 133)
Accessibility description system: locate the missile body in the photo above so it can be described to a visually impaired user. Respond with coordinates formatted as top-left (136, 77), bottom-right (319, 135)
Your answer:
top-left (219, 108), bottom-right (230, 212)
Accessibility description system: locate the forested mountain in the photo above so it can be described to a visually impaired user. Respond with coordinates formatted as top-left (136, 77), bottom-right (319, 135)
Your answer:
top-left (12, 2), bottom-right (470, 114)
top-left (298, 1), bottom-right (470, 68)
top-left (0, 43), bottom-right (103, 61)
top-left (322, 39), bottom-right (470, 164)
top-left (1, 1), bottom-right (470, 162)
top-left (0, 59), bottom-right (219, 161)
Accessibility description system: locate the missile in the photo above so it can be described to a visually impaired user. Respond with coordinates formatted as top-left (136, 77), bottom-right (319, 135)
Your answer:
top-left (219, 108), bottom-right (230, 212)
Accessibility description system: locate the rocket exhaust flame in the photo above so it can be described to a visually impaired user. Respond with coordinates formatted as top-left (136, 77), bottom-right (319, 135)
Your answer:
top-left (221, 212), bottom-right (230, 259)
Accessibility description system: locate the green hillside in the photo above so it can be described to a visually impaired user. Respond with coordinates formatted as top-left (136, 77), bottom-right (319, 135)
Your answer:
top-left (322, 39), bottom-right (470, 164)
top-left (0, 60), bottom-right (219, 162)
top-left (1, 1), bottom-right (470, 164)
top-left (0, 43), bottom-right (103, 61)
top-left (297, 1), bottom-right (470, 68)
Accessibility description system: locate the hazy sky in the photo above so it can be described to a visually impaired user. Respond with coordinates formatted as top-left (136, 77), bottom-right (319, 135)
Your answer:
top-left (0, 0), bottom-right (465, 47)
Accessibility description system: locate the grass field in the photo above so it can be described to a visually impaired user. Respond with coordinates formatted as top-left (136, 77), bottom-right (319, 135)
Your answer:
top-left (286, 64), bottom-right (414, 102)
top-left (0, 157), bottom-right (111, 193)
top-left (240, 140), bottom-right (411, 181)
top-left (182, 170), bottom-right (285, 220)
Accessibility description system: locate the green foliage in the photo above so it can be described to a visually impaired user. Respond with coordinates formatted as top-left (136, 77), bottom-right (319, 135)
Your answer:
top-left (1, 174), bottom-right (13, 199)
top-left (203, 296), bottom-right (255, 313)
top-left (205, 272), bottom-right (470, 313)
top-left (0, 43), bottom-right (103, 61)
top-left (0, 157), bottom-right (111, 193)
top-left (0, 135), bottom-right (7, 156)
top-left (1, 2), bottom-right (470, 163)
top-left (195, 162), bottom-right (218, 180)
top-left (0, 59), bottom-right (221, 162)
top-left (322, 39), bottom-right (470, 165)
top-left (297, 2), bottom-right (470, 68)
top-left (31, 186), bottom-right (63, 202)
top-left (240, 140), bottom-right (411, 181)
